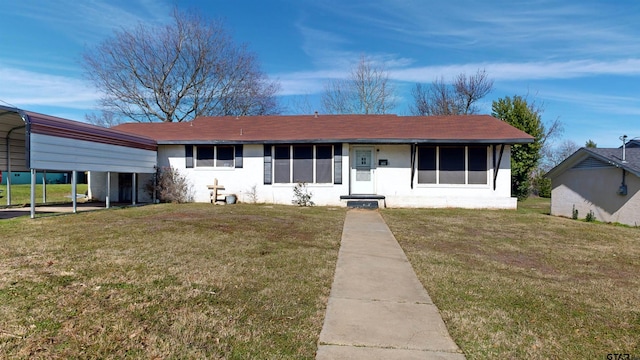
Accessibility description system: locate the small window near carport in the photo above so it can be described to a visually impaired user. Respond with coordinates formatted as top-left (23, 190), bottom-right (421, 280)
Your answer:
top-left (197, 146), bottom-right (215, 167)
top-left (216, 146), bottom-right (234, 167)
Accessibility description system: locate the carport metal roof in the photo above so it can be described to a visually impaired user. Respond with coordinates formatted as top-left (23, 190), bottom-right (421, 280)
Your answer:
top-left (0, 105), bottom-right (158, 217)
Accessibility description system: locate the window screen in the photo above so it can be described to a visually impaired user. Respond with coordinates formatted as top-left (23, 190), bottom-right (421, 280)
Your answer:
top-left (216, 146), bottom-right (234, 167)
top-left (468, 146), bottom-right (487, 184)
top-left (439, 146), bottom-right (465, 184)
top-left (316, 145), bottom-right (333, 183)
top-left (196, 146), bottom-right (215, 167)
top-left (293, 145), bottom-right (313, 183)
top-left (417, 146), bottom-right (436, 184)
top-left (274, 146), bottom-right (290, 183)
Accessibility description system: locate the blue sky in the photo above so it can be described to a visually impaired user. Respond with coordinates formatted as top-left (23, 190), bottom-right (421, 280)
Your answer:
top-left (1, 0), bottom-right (639, 147)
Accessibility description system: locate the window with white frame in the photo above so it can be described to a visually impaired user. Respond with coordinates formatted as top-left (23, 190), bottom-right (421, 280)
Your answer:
top-left (196, 145), bottom-right (235, 168)
top-left (417, 145), bottom-right (488, 185)
top-left (272, 144), bottom-right (334, 184)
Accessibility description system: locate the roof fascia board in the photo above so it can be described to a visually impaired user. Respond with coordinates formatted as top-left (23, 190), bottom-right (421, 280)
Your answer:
top-left (157, 138), bottom-right (531, 145)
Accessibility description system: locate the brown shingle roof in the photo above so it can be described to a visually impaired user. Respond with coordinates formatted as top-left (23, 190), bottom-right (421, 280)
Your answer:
top-left (113, 114), bottom-right (534, 144)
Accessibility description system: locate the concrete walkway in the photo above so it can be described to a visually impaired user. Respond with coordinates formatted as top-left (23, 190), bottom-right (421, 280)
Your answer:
top-left (316, 209), bottom-right (466, 359)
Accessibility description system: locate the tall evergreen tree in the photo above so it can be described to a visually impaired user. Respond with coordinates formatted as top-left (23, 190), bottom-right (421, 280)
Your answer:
top-left (492, 96), bottom-right (544, 200)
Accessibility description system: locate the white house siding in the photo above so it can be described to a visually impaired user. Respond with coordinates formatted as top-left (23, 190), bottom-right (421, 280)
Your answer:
top-left (158, 144), bottom-right (350, 206)
top-left (551, 167), bottom-right (640, 226)
top-left (156, 143), bottom-right (516, 209)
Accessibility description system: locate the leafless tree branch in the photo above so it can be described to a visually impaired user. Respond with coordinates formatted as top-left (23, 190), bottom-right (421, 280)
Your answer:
top-left (83, 8), bottom-right (280, 122)
top-left (321, 55), bottom-right (396, 114)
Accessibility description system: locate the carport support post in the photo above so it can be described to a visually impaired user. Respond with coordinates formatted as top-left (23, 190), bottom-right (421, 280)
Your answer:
top-left (132, 173), bottom-right (137, 205)
top-left (72, 170), bottom-right (77, 214)
top-left (106, 172), bottom-right (111, 209)
top-left (30, 169), bottom-right (36, 219)
top-left (42, 171), bottom-right (47, 203)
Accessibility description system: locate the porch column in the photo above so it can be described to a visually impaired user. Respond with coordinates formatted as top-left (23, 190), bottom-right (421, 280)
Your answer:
top-left (72, 170), bottom-right (77, 213)
top-left (30, 169), bottom-right (36, 219)
top-left (106, 172), bottom-right (111, 209)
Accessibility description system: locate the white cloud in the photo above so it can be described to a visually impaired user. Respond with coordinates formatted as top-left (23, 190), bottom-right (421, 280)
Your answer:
top-left (275, 58), bottom-right (640, 96)
top-left (0, 65), bottom-right (99, 110)
top-left (391, 59), bottom-right (640, 83)
top-left (3, 1), bottom-right (171, 45)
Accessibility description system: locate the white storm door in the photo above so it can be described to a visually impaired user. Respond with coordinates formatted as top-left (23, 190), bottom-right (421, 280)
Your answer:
top-left (351, 147), bottom-right (375, 194)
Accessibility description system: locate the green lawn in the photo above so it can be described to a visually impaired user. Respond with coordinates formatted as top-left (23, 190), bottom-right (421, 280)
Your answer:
top-left (0, 184), bottom-right (88, 206)
top-left (2, 198), bottom-right (638, 359)
top-left (382, 198), bottom-right (640, 359)
top-left (0, 204), bottom-right (346, 359)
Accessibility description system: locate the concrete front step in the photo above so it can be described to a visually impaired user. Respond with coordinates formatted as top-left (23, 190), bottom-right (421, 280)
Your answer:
top-left (340, 195), bottom-right (386, 209)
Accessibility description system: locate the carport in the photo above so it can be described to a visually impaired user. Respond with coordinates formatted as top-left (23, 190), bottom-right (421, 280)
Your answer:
top-left (0, 105), bottom-right (157, 218)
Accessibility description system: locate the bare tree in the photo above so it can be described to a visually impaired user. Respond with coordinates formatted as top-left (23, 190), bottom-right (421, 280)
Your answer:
top-left (410, 78), bottom-right (460, 115)
top-left (85, 110), bottom-right (121, 128)
top-left (410, 69), bottom-right (493, 116)
top-left (321, 56), bottom-right (396, 114)
top-left (540, 139), bottom-right (579, 171)
top-left (82, 9), bottom-right (280, 122)
top-left (454, 69), bottom-right (494, 114)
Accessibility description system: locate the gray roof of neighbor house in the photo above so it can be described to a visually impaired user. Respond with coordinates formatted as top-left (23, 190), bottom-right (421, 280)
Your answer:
top-left (113, 114), bottom-right (535, 145)
top-left (546, 147), bottom-right (640, 179)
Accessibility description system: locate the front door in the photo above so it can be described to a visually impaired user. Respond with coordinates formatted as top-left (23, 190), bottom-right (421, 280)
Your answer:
top-left (351, 147), bottom-right (375, 194)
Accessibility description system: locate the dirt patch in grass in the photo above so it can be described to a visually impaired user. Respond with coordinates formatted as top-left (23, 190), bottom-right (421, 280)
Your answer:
top-left (382, 199), bottom-right (640, 359)
top-left (0, 203), bottom-right (345, 359)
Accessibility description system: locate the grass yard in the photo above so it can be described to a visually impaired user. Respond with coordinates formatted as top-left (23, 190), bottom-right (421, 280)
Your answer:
top-left (0, 184), bottom-right (89, 206)
top-left (382, 198), bottom-right (640, 359)
top-left (0, 203), bottom-right (345, 359)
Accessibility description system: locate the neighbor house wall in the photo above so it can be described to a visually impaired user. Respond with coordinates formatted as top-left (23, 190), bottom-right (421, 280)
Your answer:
top-left (551, 167), bottom-right (640, 226)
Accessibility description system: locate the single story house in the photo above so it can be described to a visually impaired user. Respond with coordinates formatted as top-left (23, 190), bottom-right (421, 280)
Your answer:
top-left (107, 114), bottom-right (533, 209)
top-left (546, 146), bottom-right (640, 226)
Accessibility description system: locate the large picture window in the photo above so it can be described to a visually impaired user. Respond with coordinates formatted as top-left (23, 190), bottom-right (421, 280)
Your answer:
top-left (272, 145), bottom-right (335, 184)
top-left (417, 145), bottom-right (488, 185)
top-left (195, 145), bottom-right (235, 168)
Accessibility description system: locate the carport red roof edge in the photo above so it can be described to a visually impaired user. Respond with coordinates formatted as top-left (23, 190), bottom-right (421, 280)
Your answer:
top-left (25, 111), bottom-right (157, 151)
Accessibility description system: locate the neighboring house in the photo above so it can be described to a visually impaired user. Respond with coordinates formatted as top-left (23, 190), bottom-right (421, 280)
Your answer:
top-left (546, 147), bottom-right (640, 226)
top-left (108, 114), bottom-right (533, 209)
